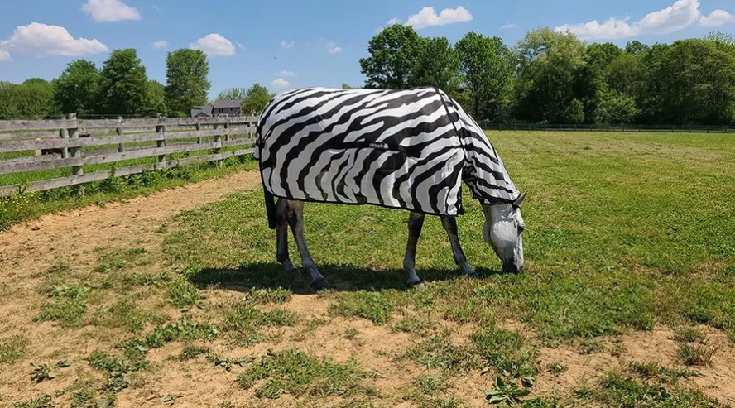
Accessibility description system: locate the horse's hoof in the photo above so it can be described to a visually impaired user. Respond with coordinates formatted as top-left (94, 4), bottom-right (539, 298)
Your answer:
top-left (407, 278), bottom-right (421, 286)
top-left (465, 272), bottom-right (479, 279)
top-left (311, 277), bottom-right (329, 291)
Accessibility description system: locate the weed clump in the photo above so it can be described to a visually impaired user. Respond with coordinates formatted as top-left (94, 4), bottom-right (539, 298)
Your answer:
top-left (237, 349), bottom-right (376, 399)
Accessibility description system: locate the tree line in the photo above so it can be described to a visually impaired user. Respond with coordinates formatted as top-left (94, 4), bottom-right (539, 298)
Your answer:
top-left (0, 48), bottom-right (221, 119)
top-left (2, 27), bottom-right (734, 125)
top-left (359, 26), bottom-right (735, 126)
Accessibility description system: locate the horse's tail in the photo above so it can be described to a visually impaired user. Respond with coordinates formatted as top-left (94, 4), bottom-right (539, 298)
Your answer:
top-left (263, 186), bottom-right (278, 230)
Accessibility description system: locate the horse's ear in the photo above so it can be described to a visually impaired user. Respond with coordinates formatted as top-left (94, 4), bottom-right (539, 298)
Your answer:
top-left (514, 192), bottom-right (527, 207)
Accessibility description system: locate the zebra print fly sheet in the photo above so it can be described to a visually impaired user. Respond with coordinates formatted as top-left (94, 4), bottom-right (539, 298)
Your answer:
top-left (253, 87), bottom-right (520, 217)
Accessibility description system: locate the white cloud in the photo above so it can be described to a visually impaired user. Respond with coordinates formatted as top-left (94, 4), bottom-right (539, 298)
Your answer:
top-left (272, 78), bottom-right (290, 88)
top-left (275, 70), bottom-right (296, 77)
top-left (555, 0), bottom-right (735, 40)
top-left (375, 17), bottom-right (402, 33)
top-left (700, 9), bottom-right (735, 26)
top-left (151, 5), bottom-right (162, 14)
top-left (0, 22), bottom-right (109, 57)
top-left (500, 23), bottom-right (519, 30)
top-left (189, 33), bottom-right (235, 56)
top-left (152, 40), bottom-right (167, 48)
top-left (0, 49), bottom-right (10, 61)
top-left (237, 42), bottom-right (245, 50)
top-left (328, 45), bottom-right (342, 54)
top-left (281, 40), bottom-right (295, 49)
top-left (405, 6), bottom-right (473, 29)
top-left (81, 0), bottom-right (141, 22)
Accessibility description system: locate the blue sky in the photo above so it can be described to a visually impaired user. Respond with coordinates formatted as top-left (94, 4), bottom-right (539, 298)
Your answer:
top-left (1, 0), bottom-right (733, 99)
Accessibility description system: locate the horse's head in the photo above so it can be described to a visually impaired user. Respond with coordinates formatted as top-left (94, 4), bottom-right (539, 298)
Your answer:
top-left (481, 192), bottom-right (526, 273)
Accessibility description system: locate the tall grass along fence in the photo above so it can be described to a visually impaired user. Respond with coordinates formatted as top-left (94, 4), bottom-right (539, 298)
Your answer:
top-left (0, 114), bottom-right (257, 197)
top-left (480, 122), bottom-right (735, 133)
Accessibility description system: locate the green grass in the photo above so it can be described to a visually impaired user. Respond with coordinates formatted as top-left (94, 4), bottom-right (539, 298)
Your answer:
top-left (576, 372), bottom-right (724, 407)
top-left (0, 335), bottom-right (27, 365)
top-left (162, 131), bottom-right (735, 343)
top-left (0, 154), bottom-right (258, 231)
top-left (92, 299), bottom-right (166, 333)
top-left (221, 302), bottom-right (298, 346)
top-left (35, 285), bottom-right (90, 328)
top-left (236, 349), bottom-right (377, 399)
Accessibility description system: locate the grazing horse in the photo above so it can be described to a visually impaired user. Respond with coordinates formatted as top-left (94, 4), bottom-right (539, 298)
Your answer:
top-left (253, 87), bottom-right (526, 289)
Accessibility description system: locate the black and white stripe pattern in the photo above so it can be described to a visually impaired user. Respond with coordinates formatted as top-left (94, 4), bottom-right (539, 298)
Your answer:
top-left (254, 87), bottom-right (519, 216)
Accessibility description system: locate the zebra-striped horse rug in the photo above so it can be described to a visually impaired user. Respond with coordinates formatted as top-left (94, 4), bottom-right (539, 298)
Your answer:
top-left (253, 87), bottom-right (520, 219)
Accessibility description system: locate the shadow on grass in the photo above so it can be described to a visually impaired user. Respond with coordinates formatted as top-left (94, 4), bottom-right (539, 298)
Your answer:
top-left (187, 262), bottom-right (506, 295)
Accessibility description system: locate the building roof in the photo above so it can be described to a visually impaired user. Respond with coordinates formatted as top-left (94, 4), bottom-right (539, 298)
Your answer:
top-left (213, 99), bottom-right (243, 109)
top-left (190, 105), bottom-right (213, 117)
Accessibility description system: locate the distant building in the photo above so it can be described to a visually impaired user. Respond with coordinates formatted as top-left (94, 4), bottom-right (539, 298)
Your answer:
top-left (190, 99), bottom-right (243, 118)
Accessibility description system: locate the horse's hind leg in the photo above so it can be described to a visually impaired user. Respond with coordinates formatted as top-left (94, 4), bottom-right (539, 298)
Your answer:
top-left (403, 211), bottom-right (425, 285)
top-left (275, 198), bottom-right (297, 272)
top-left (440, 216), bottom-right (478, 279)
top-left (284, 199), bottom-right (328, 290)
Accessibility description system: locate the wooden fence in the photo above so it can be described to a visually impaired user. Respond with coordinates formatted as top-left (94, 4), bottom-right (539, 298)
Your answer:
top-left (0, 114), bottom-right (258, 197)
top-left (479, 121), bottom-right (734, 133)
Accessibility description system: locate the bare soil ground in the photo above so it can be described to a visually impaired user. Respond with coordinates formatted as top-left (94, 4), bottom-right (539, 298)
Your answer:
top-left (1, 169), bottom-right (734, 408)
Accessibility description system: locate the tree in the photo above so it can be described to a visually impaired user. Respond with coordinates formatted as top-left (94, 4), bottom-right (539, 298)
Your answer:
top-left (625, 40), bottom-right (651, 57)
top-left (98, 49), bottom-right (149, 115)
top-left (607, 54), bottom-right (646, 97)
top-left (145, 80), bottom-right (167, 115)
top-left (650, 40), bottom-right (735, 125)
top-left (16, 79), bottom-right (57, 119)
top-left (241, 84), bottom-right (274, 116)
top-left (455, 32), bottom-right (513, 121)
top-left (216, 87), bottom-right (247, 101)
top-left (0, 82), bottom-right (17, 119)
top-left (513, 28), bottom-right (587, 123)
top-left (342, 84), bottom-right (352, 89)
top-left (165, 49), bottom-right (211, 117)
top-left (52, 59), bottom-right (100, 115)
top-left (411, 36), bottom-right (462, 94)
top-left (577, 42), bottom-right (624, 123)
top-left (359, 24), bottom-right (423, 89)
top-left (595, 90), bottom-right (640, 123)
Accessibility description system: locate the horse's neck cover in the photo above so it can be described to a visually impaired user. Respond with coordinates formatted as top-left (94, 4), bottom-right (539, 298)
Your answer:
top-left (254, 87), bottom-right (519, 216)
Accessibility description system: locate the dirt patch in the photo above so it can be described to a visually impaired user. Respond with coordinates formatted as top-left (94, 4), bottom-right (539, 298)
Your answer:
top-left (0, 170), bottom-right (261, 404)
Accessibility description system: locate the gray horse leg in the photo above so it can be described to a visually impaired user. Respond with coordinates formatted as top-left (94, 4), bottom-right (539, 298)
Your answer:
top-left (275, 199), bottom-right (297, 272)
top-left (403, 211), bottom-right (425, 285)
top-left (284, 199), bottom-right (328, 290)
top-left (440, 216), bottom-right (478, 279)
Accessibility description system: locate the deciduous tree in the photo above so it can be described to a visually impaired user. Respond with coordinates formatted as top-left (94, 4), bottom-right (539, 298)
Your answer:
top-left (165, 49), bottom-right (211, 117)
top-left (241, 84), bottom-right (274, 116)
top-left (455, 32), bottom-right (513, 121)
top-left (359, 24), bottom-right (423, 89)
top-left (99, 49), bottom-right (149, 115)
top-left (52, 59), bottom-right (100, 115)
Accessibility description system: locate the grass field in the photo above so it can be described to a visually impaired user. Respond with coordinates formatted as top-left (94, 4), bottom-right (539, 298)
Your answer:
top-left (1, 131), bottom-right (734, 407)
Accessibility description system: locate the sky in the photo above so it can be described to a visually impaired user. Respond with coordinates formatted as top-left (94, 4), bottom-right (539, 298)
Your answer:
top-left (1, 0), bottom-right (734, 99)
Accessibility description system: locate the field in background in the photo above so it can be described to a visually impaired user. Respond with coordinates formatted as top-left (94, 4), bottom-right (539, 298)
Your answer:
top-left (1, 131), bottom-right (734, 407)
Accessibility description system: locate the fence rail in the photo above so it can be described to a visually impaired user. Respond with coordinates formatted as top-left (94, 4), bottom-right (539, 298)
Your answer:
top-left (479, 122), bottom-right (734, 133)
top-left (0, 114), bottom-right (258, 197)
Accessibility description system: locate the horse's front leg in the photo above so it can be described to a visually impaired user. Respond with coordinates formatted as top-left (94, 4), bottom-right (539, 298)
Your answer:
top-left (284, 199), bottom-right (329, 290)
top-left (403, 211), bottom-right (425, 285)
top-left (440, 216), bottom-right (479, 279)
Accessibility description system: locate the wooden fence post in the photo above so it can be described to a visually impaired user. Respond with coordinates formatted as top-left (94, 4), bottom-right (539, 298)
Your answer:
top-left (116, 116), bottom-right (125, 153)
top-left (155, 123), bottom-right (167, 169)
top-left (59, 125), bottom-right (69, 159)
top-left (213, 122), bottom-right (222, 167)
top-left (67, 113), bottom-right (83, 176)
top-left (195, 120), bottom-right (202, 144)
